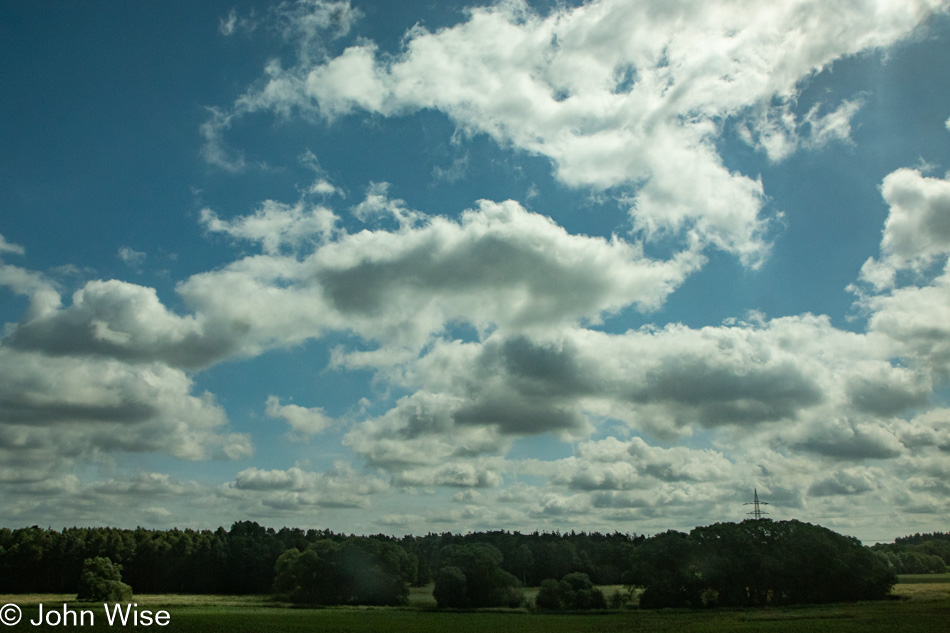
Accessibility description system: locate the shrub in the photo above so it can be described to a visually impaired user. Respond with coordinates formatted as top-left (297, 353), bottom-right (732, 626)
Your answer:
top-left (535, 572), bottom-right (606, 610)
top-left (432, 544), bottom-right (523, 608)
top-left (433, 566), bottom-right (468, 608)
top-left (273, 538), bottom-right (410, 605)
top-left (76, 557), bottom-right (132, 602)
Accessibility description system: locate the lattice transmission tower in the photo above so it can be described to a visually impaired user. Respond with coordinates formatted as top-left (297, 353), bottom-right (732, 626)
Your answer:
top-left (744, 488), bottom-right (769, 520)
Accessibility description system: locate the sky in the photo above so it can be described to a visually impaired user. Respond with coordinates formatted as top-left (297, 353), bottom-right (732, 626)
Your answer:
top-left (2, 0), bottom-right (950, 544)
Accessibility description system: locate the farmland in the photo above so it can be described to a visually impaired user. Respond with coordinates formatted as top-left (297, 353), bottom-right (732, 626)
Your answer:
top-left (3, 577), bottom-right (949, 633)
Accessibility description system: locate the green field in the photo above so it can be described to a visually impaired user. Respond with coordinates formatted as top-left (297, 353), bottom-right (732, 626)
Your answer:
top-left (4, 578), bottom-right (949, 633)
top-left (897, 573), bottom-right (950, 584)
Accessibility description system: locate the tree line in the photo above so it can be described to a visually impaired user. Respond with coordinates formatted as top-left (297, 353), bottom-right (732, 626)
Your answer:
top-left (0, 519), bottom-right (908, 609)
top-left (0, 522), bottom-right (641, 595)
top-left (626, 519), bottom-right (896, 608)
top-left (872, 532), bottom-right (950, 574)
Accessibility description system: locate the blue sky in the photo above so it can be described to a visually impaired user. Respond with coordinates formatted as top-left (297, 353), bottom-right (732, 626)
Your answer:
top-left (2, 0), bottom-right (950, 542)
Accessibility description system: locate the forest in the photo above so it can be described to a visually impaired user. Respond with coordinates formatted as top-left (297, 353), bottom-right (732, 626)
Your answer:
top-left (0, 520), bottom-right (941, 609)
top-left (872, 532), bottom-right (950, 574)
top-left (0, 522), bottom-right (641, 595)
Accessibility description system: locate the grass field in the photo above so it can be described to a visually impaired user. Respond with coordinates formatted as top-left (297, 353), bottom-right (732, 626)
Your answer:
top-left (897, 573), bottom-right (950, 585)
top-left (3, 577), bottom-right (948, 633)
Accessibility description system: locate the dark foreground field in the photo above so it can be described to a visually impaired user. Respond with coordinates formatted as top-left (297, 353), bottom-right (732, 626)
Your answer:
top-left (4, 578), bottom-right (949, 633)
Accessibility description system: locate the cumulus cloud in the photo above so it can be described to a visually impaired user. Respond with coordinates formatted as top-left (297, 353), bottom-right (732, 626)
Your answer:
top-left (225, 463), bottom-right (387, 511)
top-left (858, 169), bottom-right (950, 290)
top-left (0, 270), bottom-right (251, 487)
top-left (206, 0), bottom-right (945, 264)
top-left (181, 198), bottom-right (699, 353)
top-left (808, 467), bottom-right (881, 497)
top-left (789, 418), bottom-right (905, 460)
top-left (393, 460), bottom-right (505, 489)
top-left (92, 471), bottom-right (202, 497)
top-left (351, 182), bottom-right (423, 228)
top-left (7, 279), bottom-right (242, 369)
top-left (339, 307), bottom-right (937, 496)
top-left (0, 262), bottom-right (62, 321)
top-left (0, 346), bottom-right (251, 484)
top-left (851, 170), bottom-right (950, 374)
top-left (343, 391), bottom-right (510, 468)
top-left (899, 408), bottom-right (950, 451)
top-left (201, 197), bottom-right (340, 255)
top-left (265, 395), bottom-right (333, 436)
top-left (0, 470), bottom-right (214, 528)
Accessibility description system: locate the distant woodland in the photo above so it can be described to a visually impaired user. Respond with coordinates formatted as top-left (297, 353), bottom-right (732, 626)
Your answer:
top-left (0, 522), bottom-right (641, 595)
top-left (0, 520), bottom-right (942, 609)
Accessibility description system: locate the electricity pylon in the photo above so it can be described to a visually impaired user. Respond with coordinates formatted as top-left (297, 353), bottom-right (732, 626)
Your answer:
top-left (744, 488), bottom-right (769, 520)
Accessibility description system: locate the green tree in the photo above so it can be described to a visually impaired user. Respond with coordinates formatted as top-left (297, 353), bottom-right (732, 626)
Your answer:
top-left (627, 520), bottom-right (896, 609)
top-left (76, 557), bottom-right (132, 602)
top-left (624, 530), bottom-right (701, 608)
top-left (432, 566), bottom-right (469, 607)
top-left (433, 544), bottom-right (522, 608)
top-left (535, 572), bottom-right (606, 610)
top-left (273, 538), bottom-right (409, 605)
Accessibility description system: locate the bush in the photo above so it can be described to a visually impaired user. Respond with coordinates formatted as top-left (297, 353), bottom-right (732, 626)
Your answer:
top-left (535, 579), bottom-right (562, 610)
top-left (76, 557), bottom-right (132, 602)
top-left (432, 544), bottom-right (522, 608)
top-left (273, 537), bottom-right (410, 605)
top-left (433, 566), bottom-right (468, 608)
top-left (535, 573), bottom-right (606, 610)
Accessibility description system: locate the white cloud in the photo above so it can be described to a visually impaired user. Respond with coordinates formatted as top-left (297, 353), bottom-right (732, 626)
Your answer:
top-left (93, 472), bottom-right (202, 497)
top-left (209, 0), bottom-right (946, 264)
top-left (0, 262), bottom-right (62, 320)
top-left (351, 182), bottom-right (423, 228)
top-left (199, 107), bottom-right (248, 172)
top-left (803, 98), bottom-right (864, 149)
top-left (0, 233), bottom-right (25, 256)
top-left (272, 0), bottom-right (362, 58)
top-left (858, 169), bottom-right (950, 290)
top-left (201, 198), bottom-right (340, 254)
top-left (0, 346), bottom-right (252, 481)
top-left (343, 391), bottom-right (510, 468)
top-left (393, 460), bottom-right (505, 489)
top-left (181, 198), bottom-right (700, 352)
top-left (308, 178), bottom-right (342, 197)
top-left (852, 170), bottom-right (950, 372)
top-left (393, 317), bottom-right (849, 437)
top-left (265, 395), bottom-right (332, 436)
top-left (225, 463), bottom-right (387, 511)
top-left (8, 279), bottom-right (240, 369)
top-left (808, 467), bottom-right (882, 496)
top-left (5, 171), bottom-right (942, 531)
top-left (864, 276), bottom-right (950, 373)
top-left (337, 307), bottom-right (936, 498)
top-left (899, 408), bottom-right (950, 450)
top-left (0, 470), bottom-right (215, 528)
top-left (117, 246), bottom-right (147, 270)
top-left (883, 169), bottom-right (950, 265)
top-left (219, 9), bottom-right (238, 36)
top-left (741, 96), bottom-right (864, 162)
